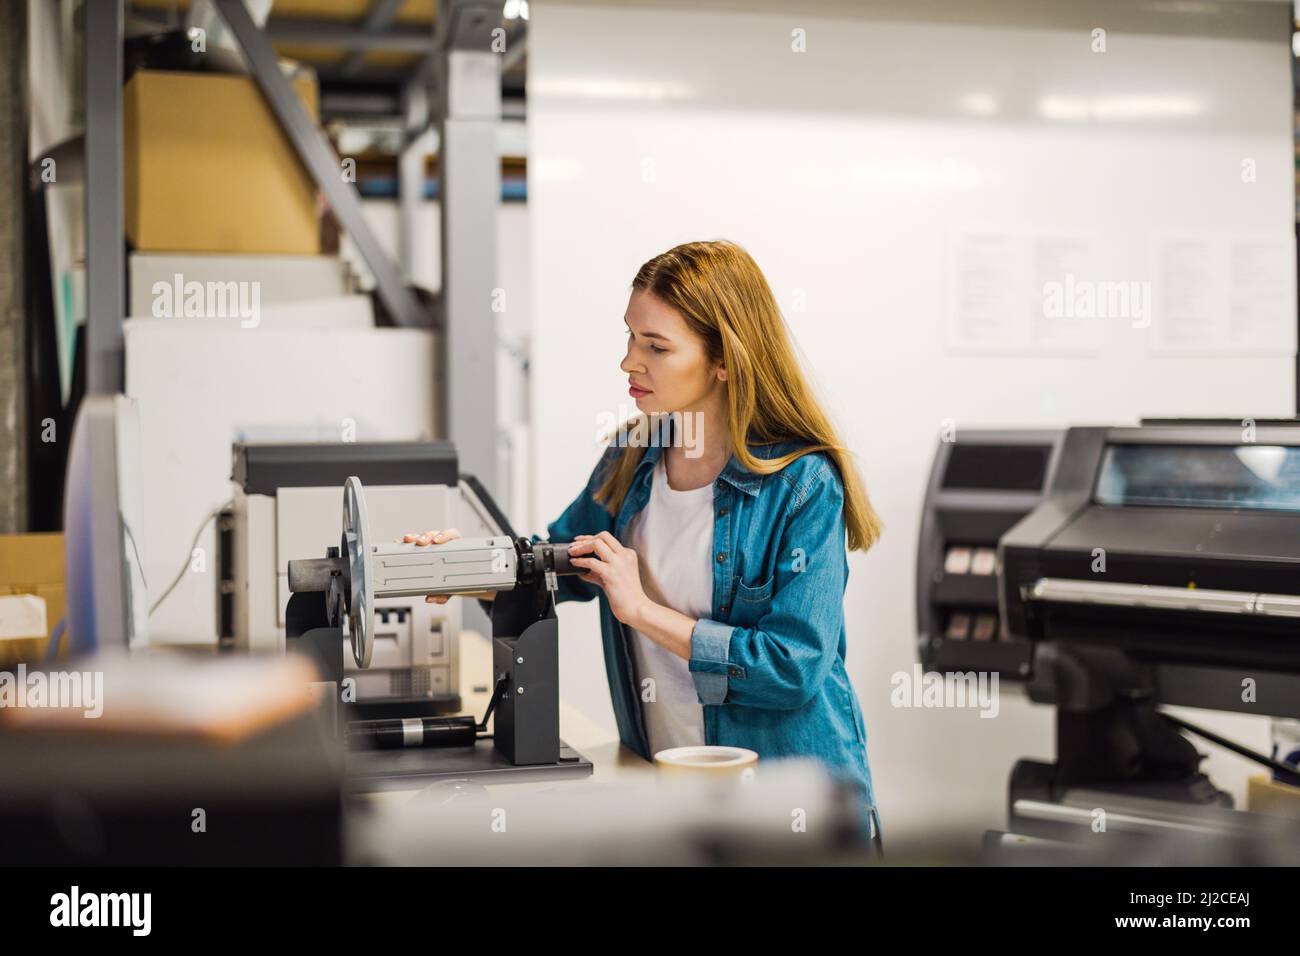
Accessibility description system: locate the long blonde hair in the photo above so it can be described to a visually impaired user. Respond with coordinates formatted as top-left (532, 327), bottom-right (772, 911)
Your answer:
top-left (595, 240), bottom-right (882, 551)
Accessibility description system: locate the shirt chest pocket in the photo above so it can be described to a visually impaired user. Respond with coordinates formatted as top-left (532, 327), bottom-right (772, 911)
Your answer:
top-left (727, 574), bottom-right (774, 628)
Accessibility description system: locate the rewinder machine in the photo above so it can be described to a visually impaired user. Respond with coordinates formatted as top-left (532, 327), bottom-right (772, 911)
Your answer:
top-left (286, 476), bottom-right (594, 788)
top-left (227, 441), bottom-right (472, 718)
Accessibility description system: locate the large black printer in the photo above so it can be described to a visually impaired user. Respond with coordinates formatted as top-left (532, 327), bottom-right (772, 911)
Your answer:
top-left (919, 419), bottom-right (1300, 862)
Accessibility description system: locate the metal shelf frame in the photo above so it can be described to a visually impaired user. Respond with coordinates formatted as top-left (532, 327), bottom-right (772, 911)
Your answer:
top-left (82, 0), bottom-right (516, 499)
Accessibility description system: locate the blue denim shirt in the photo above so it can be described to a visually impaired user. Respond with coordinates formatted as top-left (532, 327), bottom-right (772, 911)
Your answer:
top-left (538, 431), bottom-right (878, 836)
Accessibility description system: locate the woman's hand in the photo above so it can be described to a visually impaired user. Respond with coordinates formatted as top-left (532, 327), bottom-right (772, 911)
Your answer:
top-left (396, 528), bottom-right (496, 604)
top-left (567, 531), bottom-right (652, 627)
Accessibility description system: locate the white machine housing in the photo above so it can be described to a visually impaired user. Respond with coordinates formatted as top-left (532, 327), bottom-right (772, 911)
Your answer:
top-left (227, 444), bottom-right (508, 709)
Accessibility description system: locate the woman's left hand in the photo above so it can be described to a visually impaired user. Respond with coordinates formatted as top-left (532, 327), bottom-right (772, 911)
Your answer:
top-left (567, 532), bottom-right (650, 627)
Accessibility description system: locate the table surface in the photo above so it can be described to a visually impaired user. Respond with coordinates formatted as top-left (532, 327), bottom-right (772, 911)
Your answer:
top-left (360, 629), bottom-right (656, 803)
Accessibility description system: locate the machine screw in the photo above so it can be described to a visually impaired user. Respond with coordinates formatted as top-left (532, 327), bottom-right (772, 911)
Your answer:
top-left (517, 656), bottom-right (524, 664)
top-left (517, 686), bottom-right (525, 694)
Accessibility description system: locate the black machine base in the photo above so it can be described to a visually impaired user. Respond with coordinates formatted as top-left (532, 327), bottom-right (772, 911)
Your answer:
top-left (1010, 643), bottom-right (1235, 829)
top-left (1005, 694), bottom-right (1234, 841)
top-left (1010, 756), bottom-right (1232, 811)
top-left (346, 736), bottom-right (594, 792)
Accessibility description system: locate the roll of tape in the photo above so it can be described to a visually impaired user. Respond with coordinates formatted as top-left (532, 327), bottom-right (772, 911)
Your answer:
top-left (653, 745), bottom-right (758, 780)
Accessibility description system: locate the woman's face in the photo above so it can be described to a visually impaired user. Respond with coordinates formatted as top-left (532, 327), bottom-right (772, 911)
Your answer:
top-left (621, 290), bottom-right (725, 414)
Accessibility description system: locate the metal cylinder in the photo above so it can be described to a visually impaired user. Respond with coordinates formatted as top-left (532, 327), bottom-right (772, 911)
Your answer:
top-left (345, 715), bottom-right (478, 750)
top-left (548, 542), bottom-right (584, 576)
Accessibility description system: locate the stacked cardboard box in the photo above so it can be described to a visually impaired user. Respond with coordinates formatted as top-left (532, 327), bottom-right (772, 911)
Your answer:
top-left (124, 69), bottom-right (321, 255)
top-left (0, 533), bottom-right (65, 664)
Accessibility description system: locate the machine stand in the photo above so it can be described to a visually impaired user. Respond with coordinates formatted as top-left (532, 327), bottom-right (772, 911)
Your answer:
top-left (285, 551), bottom-right (592, 787)
top-left (492, 619), bottom-right (560, 766)
top-left (1055, 698), bottom-right (1205, 789)
top-left (285, 591), bottom-right (344, 686)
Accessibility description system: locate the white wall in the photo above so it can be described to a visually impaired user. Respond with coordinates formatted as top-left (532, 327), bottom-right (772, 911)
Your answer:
top-left (528, 0), bottom-right (1296, 846)
top-left (346, 199), bottom-right (536, 529)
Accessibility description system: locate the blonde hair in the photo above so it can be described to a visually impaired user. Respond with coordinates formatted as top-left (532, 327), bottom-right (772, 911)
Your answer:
top-left (595, 240), bottom-right (882, 551)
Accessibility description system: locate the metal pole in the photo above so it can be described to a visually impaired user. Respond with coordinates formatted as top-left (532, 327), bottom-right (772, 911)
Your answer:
top-left (437, 0), bottom-right (501, 497)
top-left (212, 0), bottom-right (428, 329)
top-left (399, 70), bottom-right (431, 280)
top-left (84, 0), bottom-right (124, 394)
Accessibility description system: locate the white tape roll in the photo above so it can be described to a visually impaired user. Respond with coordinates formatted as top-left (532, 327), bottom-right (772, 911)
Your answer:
top-left (653, 745), bottom-right (758, 780)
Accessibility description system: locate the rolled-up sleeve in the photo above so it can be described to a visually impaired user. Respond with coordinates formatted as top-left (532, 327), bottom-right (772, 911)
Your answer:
top-left (686, 617), bottom-right (736, 704)
top-left (687, 466), bottom-right (847, 709)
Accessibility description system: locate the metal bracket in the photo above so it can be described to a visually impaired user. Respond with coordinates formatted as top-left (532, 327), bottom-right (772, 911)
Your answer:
top-left (439, 0), bottom-right (506, 51)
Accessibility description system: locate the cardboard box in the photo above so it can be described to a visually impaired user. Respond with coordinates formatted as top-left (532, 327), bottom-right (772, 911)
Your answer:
top-left (1247, 773), bottom-right (1300, 819)
top-left (0, 534), bottom-right (66, 664)
top-left (0, 532), bottom-right (63, 586)
top-left (124, 69), bottom-right (321, 255)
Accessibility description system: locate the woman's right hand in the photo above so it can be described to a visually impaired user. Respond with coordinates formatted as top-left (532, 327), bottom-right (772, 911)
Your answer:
top-left (396, 528), bottom-right (495, 603)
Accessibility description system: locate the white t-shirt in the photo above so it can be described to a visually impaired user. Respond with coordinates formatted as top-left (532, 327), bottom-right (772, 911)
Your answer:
top-left (625, 456), bottom-right (715, 756)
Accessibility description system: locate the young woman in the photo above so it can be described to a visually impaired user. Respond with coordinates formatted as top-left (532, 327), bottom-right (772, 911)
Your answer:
top-left (410, 240), bottom-right (883, 841)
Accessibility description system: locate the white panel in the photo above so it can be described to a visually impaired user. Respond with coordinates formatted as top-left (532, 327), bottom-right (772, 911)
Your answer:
top-left (124, 319), bottom-right (436, 645)
top-left (236, 492), bottom-right (280, 653)
top-left (125, 296), bottom-right (375, 332)
top-left (529, 0), bottom-right (1294, 842)
top-left (128, 253), bottom-right (356, 318)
